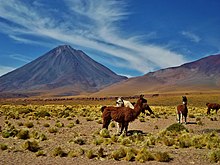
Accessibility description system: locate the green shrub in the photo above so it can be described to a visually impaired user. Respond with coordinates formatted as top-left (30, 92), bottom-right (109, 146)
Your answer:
top-left (2, 125), bottom-right (18, 138)
top-left (111, 147), bottom-right (126, 160)
top-left (154, 151), bottom-right (171, 162)
top-left (22, 140), bottom-right (40, 152)
top-left (86, 149), bottom-right (96, 159)
top-left (36, 150), bottom-right (46, 157)
top-left (52, 147), bottom-right (67, 157)
top-left (166, 123), bottom-right (188, 132)
top-left (17, 129), bottom-right (30, 139)
top-left (55, 122), bottom-right (64, 128)
top-left (74, 137), bottom-right (86, 145)
top-left (0, 143), bottom-right (8, 150)
top-left (135, 148), bottom-right (154, 162)
top-left (99, 128), bottom-right (110, 138)
top-left (43, 123), bottom-right (50, 127)
top-left (208, 149), bottom-right (220, 163)
top-left (48, 127), bottom-right (58, 133)
top-left (125, 148), bottom-right (137, 161)
top-left (35, 110), bottom-right (50, 118)
top-left (25, 122), bottom-right (34, 128)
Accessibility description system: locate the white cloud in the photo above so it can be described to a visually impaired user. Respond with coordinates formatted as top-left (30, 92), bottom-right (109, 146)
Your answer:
top-left (0, 66), bottom-right (15, 76)
top-left (181, 31), bottom-right (201, 43)
top-left (0, 0), bottom-right (187, 75)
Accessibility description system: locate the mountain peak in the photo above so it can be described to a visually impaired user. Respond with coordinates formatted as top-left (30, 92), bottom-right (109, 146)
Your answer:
top-left (0, 45), bottom-right (127, 97)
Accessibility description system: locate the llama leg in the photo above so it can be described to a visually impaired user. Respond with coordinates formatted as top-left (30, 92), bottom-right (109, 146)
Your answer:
top-left (207, 108), bottom-right (210, 114)
top-left (102, 119), bottom-right (111, 130)
top-left (124, 122), bottom-right (129, 136)
top-left (117, 123), bottom-right (122, 134)
top-left (120, 122), bottom-right (125, 135)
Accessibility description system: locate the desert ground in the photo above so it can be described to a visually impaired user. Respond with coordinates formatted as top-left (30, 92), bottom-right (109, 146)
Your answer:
top-left (0, 93), bottom-right (220, 165)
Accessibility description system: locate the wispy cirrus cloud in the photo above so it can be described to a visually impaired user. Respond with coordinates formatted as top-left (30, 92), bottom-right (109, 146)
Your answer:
top-left (9, 54), bottom-right (33, 63)
top-left (181, 31), bottom-right (201, 43)
top-left (0, 0), bottom-right (187, 76)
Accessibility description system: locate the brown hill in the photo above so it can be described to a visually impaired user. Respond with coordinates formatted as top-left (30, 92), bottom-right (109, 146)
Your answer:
top-left (92, 54), bottom-right (220, 97)
top-left (0, 45), bottom-right (127, 97)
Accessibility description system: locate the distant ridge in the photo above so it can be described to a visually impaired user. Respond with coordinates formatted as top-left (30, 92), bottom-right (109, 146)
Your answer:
top-left (0, 45), bottom-right (127, 97)
top-left (92, 54), bottom-right (220, 96)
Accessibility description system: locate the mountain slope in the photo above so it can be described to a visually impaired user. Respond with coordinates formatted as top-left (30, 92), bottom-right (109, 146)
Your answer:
top-left (92, 54), bottom-right (220, 96)
top-left (0, 45), bottom-right (127, 97)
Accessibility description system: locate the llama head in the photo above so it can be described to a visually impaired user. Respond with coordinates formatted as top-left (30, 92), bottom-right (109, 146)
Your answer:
top-left (182, 96), bottom-right (187, 104)
top-left (116, 97), bottom-right (124, 107)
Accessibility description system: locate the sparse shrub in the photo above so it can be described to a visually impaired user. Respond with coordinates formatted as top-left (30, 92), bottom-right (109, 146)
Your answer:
top-left (48, 127), bottom-right (58, 133)
top-left (74, 137), bottom-right (86, 145)
top-left (111, 147), bottom-right (126, 160)
top-left (52, 147), bottom-right (67, 157)
top-left (208, 149), bottom-right (220, 163)
top-left (139, 117), bottom-right (145, 122)
top-left (43, 123), bottom-right (50, 127)
top-left (161, 136), bottom-right (175, 146)
top-left (22, 140), bottom-right (40, 152)
top-left (39, 133), bottom-right (47, 141)
top-left (25, 122), bottom-right (34, 128)
top-left (35, 110), bottom-right (50, 118)
top-left (125, 147), bottom-right (137, 161)
top-left (68, 148), bottom-right (84, 157)
top-left (2, 125), bottom-right (18, 138)
top-left (0, 143), bottom-right (8, 150)
top-left (93, 137), bottom-right (104, 145)
top-left (99, 128), bottom-right (110, 138)
top-left (154, 151), bottom-right (171, 162)
top-left (97, 147), bottom-right (105, 158)
top-left (196, 117), bottom-right (201, 122)
top-left (67, 122), bottom-right (75, 128)
top-left (86, 149), bottom-right (96, 159)
top-left (17, 129), bottom-right (30, 139)
top-left (36, 150), bottom-right (46, 157)
top-left (17, 122), bottom-right (23, 126)
top-left (120, 137), bottom-right (132, 146)
top-left (55, 122), bottom-right (64, 128)
top-left (166, 123), bottom-right (188, 133)
top-left (96, 119), bottom-right (102, 124)
top-left (135, 148), bottom-right (154, 162)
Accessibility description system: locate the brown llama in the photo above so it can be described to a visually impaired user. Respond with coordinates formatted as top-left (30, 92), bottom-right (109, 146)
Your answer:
top-left (206, 103), bottom-right (220, 114)
top-left (101, 95), bottom-right (147, 135)
top-left (176, 96), bottom-right (188, 124)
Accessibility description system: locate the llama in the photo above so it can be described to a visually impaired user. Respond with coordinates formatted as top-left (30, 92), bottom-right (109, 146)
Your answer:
top-left (101, 95), bottom-right (147, 135)
top-left (176, 96), bottom-right (188, 124)
top-left (116, 97), bottom-right (134, 109)
top-left (116, 97), bottom-right (154, 115)
top-left (206, 103), bottom-right (220, 114)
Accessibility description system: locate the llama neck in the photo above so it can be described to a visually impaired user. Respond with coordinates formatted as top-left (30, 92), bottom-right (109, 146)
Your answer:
top-left (133, 103), bottom-right (142, 117)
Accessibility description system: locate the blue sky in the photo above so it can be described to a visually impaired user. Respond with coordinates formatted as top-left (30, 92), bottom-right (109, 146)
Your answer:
top-left (0, 0), bottom-right (220, 77)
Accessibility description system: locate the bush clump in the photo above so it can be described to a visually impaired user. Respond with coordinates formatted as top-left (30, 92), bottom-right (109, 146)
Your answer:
top-left (52, 147), bottom-right (67, 157)
top-left (208, 149), bottom-right (220, 163)
top-left (17, 129), bottom-right (30, 139)
top-left (166, 123), bottom-right (188, 132)
top-left (22, 140), bottom-right (40, 152)
top-left (154, 151), bottom-right (171, 162)
top-left (99, 128), bottom-right (110, 138)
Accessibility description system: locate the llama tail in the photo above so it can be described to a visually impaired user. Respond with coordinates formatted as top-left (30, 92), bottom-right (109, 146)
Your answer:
top-left (101, 106), bottom-right (107, 113)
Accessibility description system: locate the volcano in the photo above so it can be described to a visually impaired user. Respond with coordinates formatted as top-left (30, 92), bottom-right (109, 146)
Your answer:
top-left (0, 45), bottom-right (127, 97)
